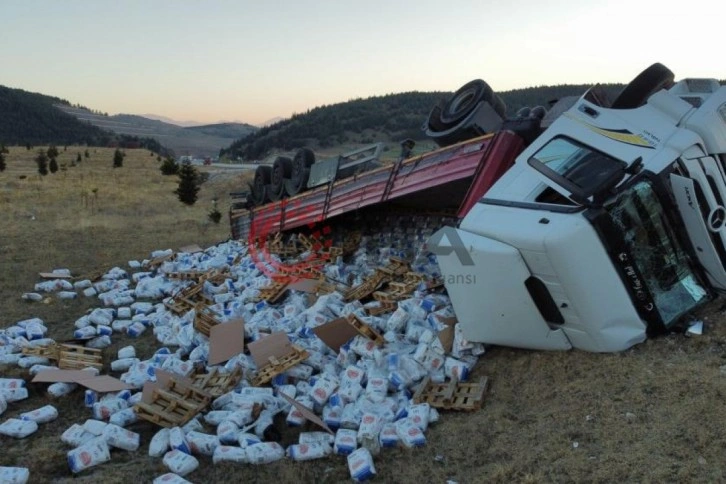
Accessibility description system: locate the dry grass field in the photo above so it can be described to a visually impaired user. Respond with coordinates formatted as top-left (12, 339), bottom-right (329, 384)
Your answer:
top-left (2, 145), bottom-right (726, 483)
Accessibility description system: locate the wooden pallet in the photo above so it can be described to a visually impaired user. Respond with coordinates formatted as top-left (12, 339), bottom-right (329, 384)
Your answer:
top-left (365, 302), bottom-right (397, 316)
top-left (58, 344), bottom-right (103, 371)
top-left (386, 257), bottom-right (412, 276)
top-left (343, 267), bottom-right (393, 302)
top-left (22, 344), bottom-right (60, 359)
top-left (412, 376), bottom-right (488, 411)
top-left (250, 345), bottom-right (310, 386)
top-left (258, 281), bottom-right (289, 304)
top-left (166, 270), bottom-right (205, 281)
top-left (372, 291), bottom-right (397, 303)
top-left (193, 307), bottom-right (222, 337)
top-left (165, 283), bottom-right (213, 314)
top-left (134, 378), bottom-right (211, 428)
top-left (144, 253), bottom-right (174, 270)
top-left (346, 313), bottom-right (384, 346)
top-left (191, 367), bottom-right (242, 397)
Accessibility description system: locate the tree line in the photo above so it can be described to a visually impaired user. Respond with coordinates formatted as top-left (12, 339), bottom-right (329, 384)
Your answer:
top-left (0, 85), bottom-right (170, 155)
top-left (220, 84), bottom-right (632, 161)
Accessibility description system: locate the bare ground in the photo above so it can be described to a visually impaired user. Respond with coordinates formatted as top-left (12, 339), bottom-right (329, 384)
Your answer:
top-left (2, 147), bottom-right (726, 483)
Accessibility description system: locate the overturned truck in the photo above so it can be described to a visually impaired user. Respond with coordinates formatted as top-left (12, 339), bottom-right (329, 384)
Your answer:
top-left (231, 63), bottom-right (726, 352)
top-left (435, 63), bottom-right (726, 351)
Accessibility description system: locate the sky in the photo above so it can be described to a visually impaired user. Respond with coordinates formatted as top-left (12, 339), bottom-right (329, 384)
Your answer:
top-left (2, 0), bottom-right (723, 126)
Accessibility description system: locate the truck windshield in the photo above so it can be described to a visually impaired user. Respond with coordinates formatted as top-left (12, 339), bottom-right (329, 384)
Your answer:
top-left (529, 136), bottom-right (626, 201)
top-left (605, 180), bottom-right (708, 327)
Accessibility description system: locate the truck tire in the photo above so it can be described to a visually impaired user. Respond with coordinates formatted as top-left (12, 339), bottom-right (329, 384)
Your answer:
top-left (251, 165), bottom-right (272, 206)
top-left (269, 156), bottom-right (292, 201)
top-left (439, 79), bottom-right (495, 125)
top-left (285, 149), bottom-right (315, 196)
top-left (611, 63), bottom-right (675, 109)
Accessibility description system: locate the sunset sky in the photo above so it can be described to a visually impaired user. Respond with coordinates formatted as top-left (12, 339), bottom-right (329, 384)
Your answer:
top-left (2, 0), bottom-right (722, 126)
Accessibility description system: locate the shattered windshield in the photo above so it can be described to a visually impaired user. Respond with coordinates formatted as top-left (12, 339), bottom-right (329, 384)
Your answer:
top-left (529, 137), bottom-right (626, 199)
top-left (606, 180), bottom-right (708, 326)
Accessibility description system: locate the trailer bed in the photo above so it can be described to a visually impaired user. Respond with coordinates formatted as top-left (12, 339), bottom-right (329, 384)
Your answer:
top-left (230, 131), bottom-right (524, 241)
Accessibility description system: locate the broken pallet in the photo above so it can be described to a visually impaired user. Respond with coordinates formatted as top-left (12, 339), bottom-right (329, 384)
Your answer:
top-left (191, 367), bottom-right (242, 397)
top-left (346, 313), bottom-right (384, 346)
top-left (412, 376), bottom-right (488, 411)
top-left (250, 345), bottom-right (309, 386)
top-left (365, 302), bottom-right (397, 316)
top-left (134, 378), bottom-right (211, 428)
top-left (193, 307), bottom-right (222, 337)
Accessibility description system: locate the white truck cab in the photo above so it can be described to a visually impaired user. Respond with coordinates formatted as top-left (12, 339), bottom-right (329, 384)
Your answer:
top-left (433, 65), bottom-right (726, 351)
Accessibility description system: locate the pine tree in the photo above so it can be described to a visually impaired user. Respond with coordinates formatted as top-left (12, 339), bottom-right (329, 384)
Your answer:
top-left (113, 148), bottom-right (124, 168)
top-left (76, 153), bottom-right (82, 163)
top-left (0, 152), bottom-right (6, 172)
top-left (49, 157), bottom-right (58, 173)
top-left (84, 149), bottom-right (90, 159)
top-left (175, 161), bottom-right (200, 205)
top-left (47, 145), bottom-right (59, 159)
top-left (160, 157), bottom-right (179, 175)
top-left (35, 150), bottom-right (48, 176)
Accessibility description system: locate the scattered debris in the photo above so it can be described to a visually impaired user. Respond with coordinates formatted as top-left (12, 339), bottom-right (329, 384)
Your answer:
top-left (0, 226), bottom-right (490, 480)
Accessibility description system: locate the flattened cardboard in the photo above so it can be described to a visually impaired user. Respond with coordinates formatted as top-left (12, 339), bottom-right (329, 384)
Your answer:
top-left (312, 317), bottom-right (359, 353)
top-left (288, 278), bottom-right (322, 293)
top-left (32, 370), bottom-right (131, 391)
top-left (141, 381), bottom-right (161, 404)
top-left (208, 319), bottom-right (245, 365)
top-left (247, 332), bottom-right (292, 368)
top-left (154, 368), bottom-right (193, 388)
top-left (281, 393), bottom-right (333, 434)
top-left (32, 369), bottom-right (88, 383)
top-left (179, 244), bottom-right (203, 254)
top-left (39, 272), bottom-right (72, 279)
top-left (436, 316), bottom-right (458, 353)
top-left (80, 375), bottom-right (131, 392)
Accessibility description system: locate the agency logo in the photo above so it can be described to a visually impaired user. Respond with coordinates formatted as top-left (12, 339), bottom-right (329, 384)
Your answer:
top-left (246, 197), bottom-right (334, 279)
top-left (424, 226), bottom-right (474, 266)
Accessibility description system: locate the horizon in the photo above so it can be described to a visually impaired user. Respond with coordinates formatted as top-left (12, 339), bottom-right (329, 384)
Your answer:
top-left (2, 0), bottom-right (723, 125)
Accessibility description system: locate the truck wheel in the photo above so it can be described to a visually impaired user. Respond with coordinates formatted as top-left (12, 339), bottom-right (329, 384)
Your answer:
top-left (270, 156), bottom-right (292, 201)
top-left (440, 79), bottom-right (495, 125)
top-left (285, 149), bottom-right (314, 196)
top-left (251, 165), bottom-right (272, 206)
top-left (611, 63), bottom-right (675, 109)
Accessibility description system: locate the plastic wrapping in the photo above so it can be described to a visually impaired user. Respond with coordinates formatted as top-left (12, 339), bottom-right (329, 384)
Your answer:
top-left (103, 423), bottom-right (140, 451)
top-left (186, 431), bottom-right (219, 456)
top-left (244, 442), bottom-right (285, 464)
top-left (162, 450), bottom-right (199, 477)
top-left (109, 408), bottom-right (138, 427)
top-left (20, 404), bottom-right (58, 424)
top-left (67, 437), bottom-right (111, 473)
top-left (149, 428), bottom-right (171, 457)
top-left (348, 447), bottom-right (377, 482)
top-left (212, 445), bottom-right (247, 464)
top-left (82, 419), bottom-right (108, 436)
top-left (169, 427), bottom-right (191, 455)
top-left (334, 428), bottom-right (358, 455)
top-left (0, 418), bottom-right (38, 438)
top-left (61, 424), bottom-right (95, 447)
top-left (0, 466), bottom-right (29, 483)
top-left (152, 473), bottom-right (193, 484)
top-left (286, 442), bottom-right (333, 461)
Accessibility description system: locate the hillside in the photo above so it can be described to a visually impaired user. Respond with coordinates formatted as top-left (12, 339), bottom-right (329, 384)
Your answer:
top-left (0, 85), bottom-right (112, 146)
top-left (55, 106), bottom-right (258, 158)
top-left (220, 83), bottom-right (627, 161)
